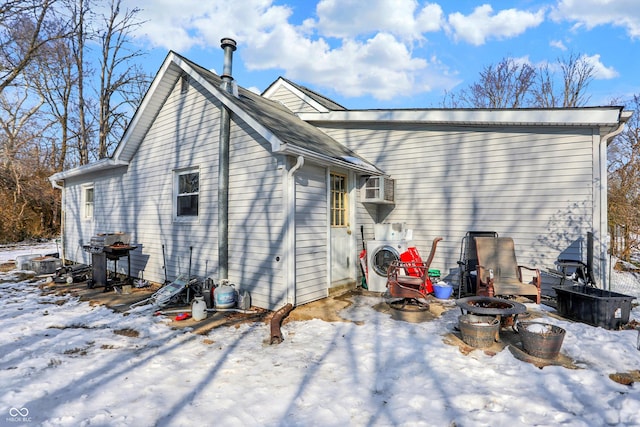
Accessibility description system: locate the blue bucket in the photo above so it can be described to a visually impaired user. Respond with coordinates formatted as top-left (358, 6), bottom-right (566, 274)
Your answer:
top-left (433, 283), bottom-right (453, 299)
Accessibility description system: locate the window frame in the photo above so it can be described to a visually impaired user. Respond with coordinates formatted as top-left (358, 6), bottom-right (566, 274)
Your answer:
top-left (82, 184), bottom-right (94, 221)
top-left (173, 167), bottom-right (200, 222)
top-left (330, 172), bottom-right (348, 227)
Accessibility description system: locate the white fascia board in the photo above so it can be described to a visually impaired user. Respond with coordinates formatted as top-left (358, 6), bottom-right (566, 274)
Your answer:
top-left (48, 158), bottom-right (129, 183)
top-left (112, 52), bottom-right (178, 161)
top-left (298, 107), bottom-right (625, 127)
top-left (174, 57), bottom-right (284, 152)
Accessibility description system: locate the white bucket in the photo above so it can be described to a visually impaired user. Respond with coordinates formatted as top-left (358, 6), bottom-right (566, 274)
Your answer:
top-left (191, 296), bottom-right (207, 321)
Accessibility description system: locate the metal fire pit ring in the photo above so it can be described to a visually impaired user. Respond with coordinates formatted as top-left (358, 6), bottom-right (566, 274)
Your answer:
top-left (455, 297), bottom-right (527, 341)
top-left (456, 296), bottom-right (527, 316)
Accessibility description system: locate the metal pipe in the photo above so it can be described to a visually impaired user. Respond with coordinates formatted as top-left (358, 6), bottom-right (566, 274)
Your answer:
top-left (285, 156), bottom-right (304, 306)
top-left (597, 111), bottom-right (631, 289)
top-left (270, 303), bottom-right (293, 344)
top-left (49, 179), bottom-right (66, 264)
top-left (220, 38), bottom-right (237, 93)
top-left (218, 38), bottom-right (236, 282)
top-left (288, 155), bottom-right (304, 178)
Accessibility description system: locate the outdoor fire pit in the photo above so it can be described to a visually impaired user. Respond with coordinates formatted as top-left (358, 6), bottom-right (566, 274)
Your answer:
top-left (456, 296), bottom-right (527, 341)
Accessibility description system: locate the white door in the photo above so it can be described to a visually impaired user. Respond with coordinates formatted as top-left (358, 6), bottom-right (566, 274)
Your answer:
top-left (295, 164), bottom-right (328, 305)
top-left (330, 172), bottom-right (352, 284)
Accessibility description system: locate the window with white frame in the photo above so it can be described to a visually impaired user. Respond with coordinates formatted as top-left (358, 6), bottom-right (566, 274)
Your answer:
top-left (330, 173), bottom-right (347, 227)
top-left (83, 185), bottom-right (94, 220)
top-left (175, 168), bottom-right (199, 219)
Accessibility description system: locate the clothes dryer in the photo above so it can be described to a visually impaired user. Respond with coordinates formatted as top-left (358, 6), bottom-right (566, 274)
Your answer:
top-left (366, 240), bottom-right (412, 292)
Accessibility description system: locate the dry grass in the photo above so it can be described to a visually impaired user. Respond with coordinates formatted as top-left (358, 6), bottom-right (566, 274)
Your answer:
top-left (113, 328), bottom-right (139, 337)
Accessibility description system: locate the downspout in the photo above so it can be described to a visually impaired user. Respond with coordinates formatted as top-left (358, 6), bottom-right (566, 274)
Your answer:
top-left (218, 38), bottom-right (236, 282)
top-left (50, 179), bottom-right (66, 265)
top-left (286, 155), bottom-right (304, 305)
top-left (270, 155), bottom-right (303, 345)
top-left (597, 111), bottom-right (631, 289)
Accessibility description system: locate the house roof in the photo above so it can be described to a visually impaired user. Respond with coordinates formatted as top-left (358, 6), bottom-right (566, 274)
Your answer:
top-left (298, 107), bottom-right (630, 138)
top-left (180, 56), bottom-right (378, 172)
top-left (50, 51), bottom-right (382, 182)
top-left (49, 50), bottom-right (631, 184)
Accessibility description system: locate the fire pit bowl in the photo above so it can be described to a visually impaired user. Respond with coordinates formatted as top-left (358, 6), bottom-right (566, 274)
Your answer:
top-left (458, 314), bottom-right (500, 348)
top-left (456, 296), bottom-right (527, 316)
top-left (515, 322), bottom-right (566, 359)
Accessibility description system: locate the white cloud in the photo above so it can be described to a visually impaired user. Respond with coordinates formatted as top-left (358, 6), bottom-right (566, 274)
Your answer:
top-left (126, 0), bottom-right (212, 51)
top-left (282, 33), bottom-right (442, 100)
top-left (583, 54), bottom-right (619, 80)
top-left (551, 0), bottom-right (640, 38)
top-left (447, 4), bottom-right (545, 45)
top-left (123, 0), bottom-right (457, 101)
top-left (129, 0), bottom-right (295, 52)
top-left (315, 0), bottom-right (444, 40)
top-left (550, 40), bottom-right (567, 51)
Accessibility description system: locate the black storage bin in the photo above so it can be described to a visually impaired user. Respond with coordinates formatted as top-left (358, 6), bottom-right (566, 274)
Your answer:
top-left (553, 285), bottom-right (635, 330)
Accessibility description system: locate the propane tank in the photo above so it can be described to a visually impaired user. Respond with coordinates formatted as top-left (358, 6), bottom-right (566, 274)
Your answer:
top-left (191, 296), bottom-right (207, 321)
top-left (215, 283), bottom-right (237, 308)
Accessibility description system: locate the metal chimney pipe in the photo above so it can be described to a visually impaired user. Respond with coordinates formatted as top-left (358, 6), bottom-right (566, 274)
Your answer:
top-left (218, 37), bottom-right (236, 282)
top-left (220, 37), bottom-right (237, 93)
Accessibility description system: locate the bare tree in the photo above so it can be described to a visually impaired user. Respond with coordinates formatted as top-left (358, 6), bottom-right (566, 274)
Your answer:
top-left (0, 79), bottom-right (57, 240)
top-left (0, 0), bottom-right (150, 241)
top-left (70, 0), bottom-right (91, 165)
top-left (32, 30), bottom-right (77, 171)
top-left (531, 63), bottom-right (557, 108)
top-left (444, 53), bottom-right (596, 109)
top-left (0, 0), bottom-right (71, 94)
top-left (559, 52), bottom-right (594, 107)
top-left (608, 94), bottom-right (640, 261)
top-left (95, 0), bottom-right (149, 159)
top-left (532, 53), bottom-right (595, 108)
top-left (443, 57), bottom-right (536, 108)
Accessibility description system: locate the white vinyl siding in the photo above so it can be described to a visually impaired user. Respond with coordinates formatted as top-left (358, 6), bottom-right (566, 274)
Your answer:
top-left (295, 163), bottom-right (329, 305)
top-left (227, 125), bottom-right (285, 309)
top-left (319, 123), bottom-right (597, 278)
top-left (265, 85), bottom-right (320, 114)
top-left (62, 77), bottom-right (285, 309)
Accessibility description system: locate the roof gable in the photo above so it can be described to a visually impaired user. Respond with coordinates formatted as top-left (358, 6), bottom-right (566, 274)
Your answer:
top-left (52, 52), bottom-right (382, 182)
top-left (262, 77), bottom-right (346, 113)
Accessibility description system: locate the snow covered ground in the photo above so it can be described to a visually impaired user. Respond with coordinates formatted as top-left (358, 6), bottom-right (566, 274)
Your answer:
top-left (1, 242), bottom-right (640, 427)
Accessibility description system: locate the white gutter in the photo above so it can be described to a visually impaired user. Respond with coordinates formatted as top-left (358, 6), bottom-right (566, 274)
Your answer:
top-left (49, 158), bottom-right (129, 182)
top-left (277, 144), bottom-right (383, 175)
top-left (596, 110), bottom-right (632, 289)
top-left (298, 107), bottom-right (624, 126)
top-left (49, 179), bottom-right (66, 264)
top-left (285, 156), bottom-right (304, 306)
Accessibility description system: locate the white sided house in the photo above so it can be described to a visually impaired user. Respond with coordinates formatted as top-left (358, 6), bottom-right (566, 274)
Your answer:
top-left (50, 42), bottom-right (631, 310)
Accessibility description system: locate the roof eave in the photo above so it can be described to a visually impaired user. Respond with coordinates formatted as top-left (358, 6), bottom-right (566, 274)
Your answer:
top-left (49, 158), bottom-right (129, 184)
top-left (276, 144), bottom-right (384, 175)
top-left (298, 107), bottom-right (627, 127)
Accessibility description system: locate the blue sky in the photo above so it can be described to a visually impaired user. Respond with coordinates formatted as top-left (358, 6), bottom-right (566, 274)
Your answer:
top-left (122, 0), bottom-right (640, 109)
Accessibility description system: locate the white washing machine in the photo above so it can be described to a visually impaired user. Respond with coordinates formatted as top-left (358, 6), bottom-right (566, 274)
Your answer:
top-left (366, 240), bottom-right (412, 292)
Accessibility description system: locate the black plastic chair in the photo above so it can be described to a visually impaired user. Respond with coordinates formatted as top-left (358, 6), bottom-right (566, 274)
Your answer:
top-left (457, 231), bottom-right (498, 297)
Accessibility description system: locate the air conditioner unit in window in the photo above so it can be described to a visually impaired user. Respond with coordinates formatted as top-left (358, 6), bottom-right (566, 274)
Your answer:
top-left (362, 176), bottom-right (394, 204)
